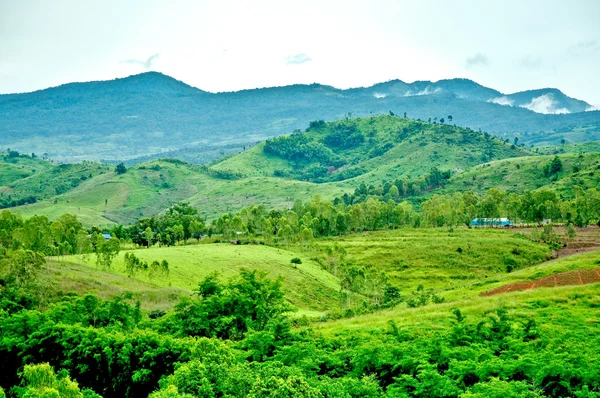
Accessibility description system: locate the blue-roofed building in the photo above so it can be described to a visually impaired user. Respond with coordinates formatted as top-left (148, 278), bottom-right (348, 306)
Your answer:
top-left (470, 218), bottom-right (512, 227)
top-left (102, 233), bottom-right (112, 240)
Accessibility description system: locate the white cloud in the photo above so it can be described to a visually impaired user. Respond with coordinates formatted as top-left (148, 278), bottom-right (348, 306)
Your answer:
top-left (404, 86), bottom-right (442, 97)
top-left (519, 55), bottom-right (542, 69)
top-left (519, 94), bottom-right (570, 114)
top-left (285, 54), bottom-right (312, 65)
top-left (488, 96), bottom-right (514, 106)
top-left (465, 52), bottom-right (489, 68)
top-left (568, 40), bottom-right (600, 57)
top-left (373, 92), bottom-right (386, 98)
top-left (586, 104), bottom-right (600, 111)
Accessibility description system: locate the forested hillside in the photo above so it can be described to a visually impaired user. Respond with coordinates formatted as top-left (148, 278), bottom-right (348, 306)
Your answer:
top-left (2, 72), bottom-right (599, 162)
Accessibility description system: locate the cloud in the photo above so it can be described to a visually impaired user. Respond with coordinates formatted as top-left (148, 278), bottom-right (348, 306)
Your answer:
top-left (568, 40), bottom-right (600, 57)
top-left (586, 104), bottom-right (600, 112)
top-left (465, 52), bottom-right (489, 68)
top-left (404, 85), bottom-right (442, 97)
top-left (520, 94), bottom-right (570, 114)
top-left (285, 54), bottom-right (312, 65)
top-left (519, 55), bottom-right (542, 69)
top-left (121, 53), bottom-right (160, 69)
top-left (373, 92), bottom-right (387, 99)
top-left (488, 96), bottom-right (514, 106)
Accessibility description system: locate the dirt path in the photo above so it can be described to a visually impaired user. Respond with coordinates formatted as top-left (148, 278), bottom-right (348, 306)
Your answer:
top-left (481, 268), bottom-right (600, 296)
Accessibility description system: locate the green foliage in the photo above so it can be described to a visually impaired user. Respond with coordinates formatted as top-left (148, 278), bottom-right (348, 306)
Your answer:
top-left (12, 363), bottom-right (87, 398)
top-left (115, 163), bottom-right (127, 175)
top-left (165, 269), bottom-right (288, 340)
top-left (94, 236), bottom-right (120, 269)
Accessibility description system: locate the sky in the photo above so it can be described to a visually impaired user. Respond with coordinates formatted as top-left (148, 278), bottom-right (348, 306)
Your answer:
top-left (1, 0), bottom-right (599, 107)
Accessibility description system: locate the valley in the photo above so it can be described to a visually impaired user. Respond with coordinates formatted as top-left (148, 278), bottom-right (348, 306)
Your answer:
top-left (2, 85), bottom-right (600, 398)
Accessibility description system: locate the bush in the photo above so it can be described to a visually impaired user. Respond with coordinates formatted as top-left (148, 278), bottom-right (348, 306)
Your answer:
top-left (290, 257), bottom-right (302, 265)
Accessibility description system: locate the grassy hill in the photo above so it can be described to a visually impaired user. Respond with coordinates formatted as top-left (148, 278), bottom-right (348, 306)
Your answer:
top-left (0, 152), bottom-right (53, 186)
top-left (211, 115), bottom-right (528, 185)
top-left (11, 159), bottom-right (345, 225)
top-left (59, 244), bottom-right (341, 314)
top-left (442, 152), bottom-right (600, 196)
top-left (6, 116), bottom-right (530, 225)
top-left (50, 226), bottom-right (576, 317)
top-left (5, 116), bottom-right (599, 227)
top-left (48, 226), bottom-right (599, 323)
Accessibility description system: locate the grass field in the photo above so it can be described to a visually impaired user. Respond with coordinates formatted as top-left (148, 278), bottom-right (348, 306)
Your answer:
top-left (315, 248), bottom-right (600, 334)
top-left (59, 243), bottom-right (342, 314)
top-left (314, 228), bottom-right (552, 293)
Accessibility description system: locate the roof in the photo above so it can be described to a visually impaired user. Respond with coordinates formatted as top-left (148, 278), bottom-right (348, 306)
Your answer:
top-left (102, 233), bottom-right (112, 239)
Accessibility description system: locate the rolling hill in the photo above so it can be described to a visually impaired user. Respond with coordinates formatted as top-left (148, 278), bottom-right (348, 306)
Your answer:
top-left (1, 72), bottom-right (600, 163)
top-left (442, 151), bottom-right (600, 196)
top-left (4, 116), bottom-right (533, 225)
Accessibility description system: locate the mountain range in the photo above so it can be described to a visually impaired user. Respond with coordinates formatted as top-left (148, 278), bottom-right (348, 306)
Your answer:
top-left (1, 72), bottom-right (599, 162)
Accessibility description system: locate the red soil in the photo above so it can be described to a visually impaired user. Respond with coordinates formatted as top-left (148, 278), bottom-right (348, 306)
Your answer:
top-left (481, 268), bottom-right (600, 296)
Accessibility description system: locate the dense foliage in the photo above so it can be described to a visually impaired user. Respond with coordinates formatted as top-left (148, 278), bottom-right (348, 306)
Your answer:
top-left (1, 278), bottom-right (599, 397)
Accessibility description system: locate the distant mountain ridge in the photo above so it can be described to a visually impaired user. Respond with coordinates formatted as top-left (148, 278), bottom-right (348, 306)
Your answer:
top-left (0, 72), bottom-right (599, 162)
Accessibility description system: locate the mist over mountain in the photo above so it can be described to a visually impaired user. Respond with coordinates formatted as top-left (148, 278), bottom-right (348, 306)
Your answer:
top-left (1, 72), bottom-right (599, 162)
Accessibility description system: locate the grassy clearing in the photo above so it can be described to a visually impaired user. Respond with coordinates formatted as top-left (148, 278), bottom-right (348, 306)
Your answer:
top-left (314, 228), bottom-right (552, 292)
top-left (61, 243), bottom-right (341, 313)
top-left (43, 260), bottom-right (186, 312)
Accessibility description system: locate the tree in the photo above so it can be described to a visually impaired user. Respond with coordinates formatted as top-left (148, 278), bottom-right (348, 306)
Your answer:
top-left (448, 115), bottom-right (453, 122)
top-left (0, 249), bottom-right (45, 286)
top-left (189, 220), bottom-right (205, 242)
top-left (550, 155), bottom-right (563, 174)
top-left (115, 162), bottom-right (127, 174)
top-left (95, 237), bottom-right (120, 269)
top-left (144, 227), bottom-right (154, 247)
top-left (13, 363), bottom-right (96, 398)
top-left (23, 215), bottom-right (53, 255)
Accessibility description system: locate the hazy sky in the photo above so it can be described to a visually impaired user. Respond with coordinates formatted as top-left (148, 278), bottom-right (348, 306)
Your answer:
top-left (1, 0), bottom-right (599, 106)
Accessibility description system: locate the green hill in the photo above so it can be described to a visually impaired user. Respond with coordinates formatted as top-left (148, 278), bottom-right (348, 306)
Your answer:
top-left (6, 116), bottom-right (530, 225)
top-left (211, 115), bottom-right (528, 185)
top-left (443, 152), bottom-right (600, 196)
top-left (59, 244), bottom-right (341, 314)
top-left (11, 159), bottom-right (345, 225)
top-left (0, 152), bottom-right (53, 186)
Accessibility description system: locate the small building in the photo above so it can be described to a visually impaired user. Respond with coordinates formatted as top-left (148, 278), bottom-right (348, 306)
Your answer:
top-left (87, 233), bottom-right (113, 240)
top-left (470, 218), bottom-right (512, 228)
